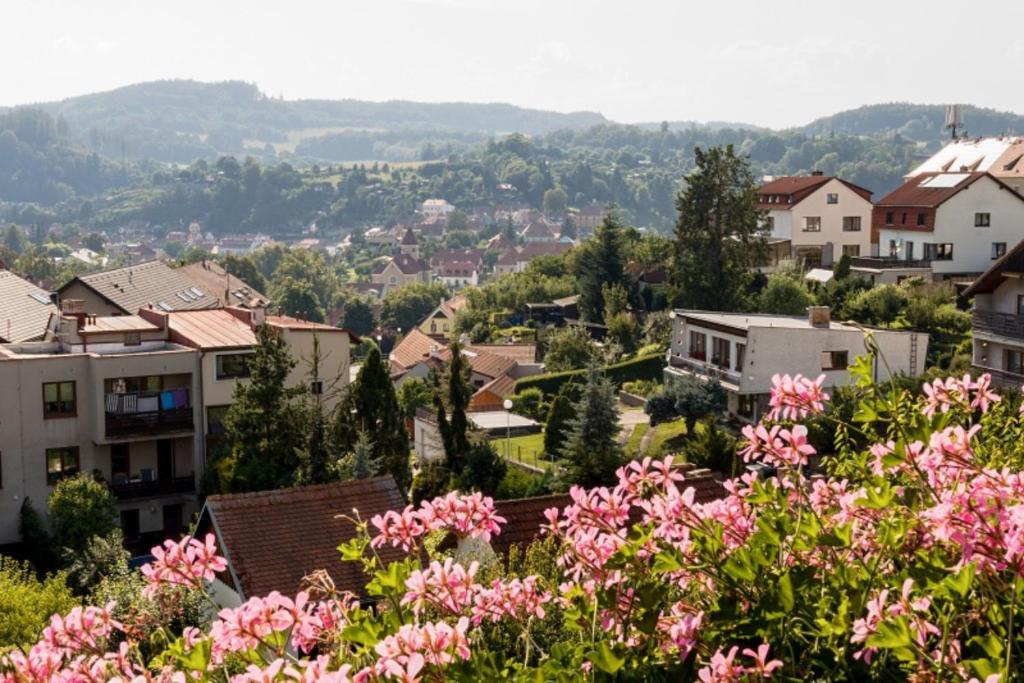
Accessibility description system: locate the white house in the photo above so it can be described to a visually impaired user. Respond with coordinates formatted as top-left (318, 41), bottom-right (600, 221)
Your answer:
top-left (420, 199), bottom-right (455, 219)
top-left (664, 307), bottom-right (928, 423)
top-left (758, 174), bottom-right (876, 268)
top-left (873, 172), bottom-right (1024, 278)
top-left (962, 239), bottom-right (1024, 387)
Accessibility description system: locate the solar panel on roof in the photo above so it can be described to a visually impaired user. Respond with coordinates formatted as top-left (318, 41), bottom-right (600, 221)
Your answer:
top-left (189, 287), bottom-right (205, 297)
top-left (920, 173), bottom-right (970, 188)
top-left (158, 301), bottom-right (173, 311)
top-left (28, 292), bottom-right (51, 305)
top-left (177, 293), bottom-right (190, 302)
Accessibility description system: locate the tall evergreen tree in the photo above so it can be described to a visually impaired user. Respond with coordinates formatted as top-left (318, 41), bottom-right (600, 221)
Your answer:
top-left (560, 368), bottom-right (623, 487)
top-left (222, 324), bottom-right (305, 492)
top-left (670, 145), bottom-right (767, 311)
top-left (295, 335), bottom-right (337, 485)
top-left (334, 345), bottom-right (411, 490)
top-left (434, 343), bottom-right (472, 474)
top-left (575, 214), bottom-right (625, 322)
top-left (543, 386), bottom-right (576, 459)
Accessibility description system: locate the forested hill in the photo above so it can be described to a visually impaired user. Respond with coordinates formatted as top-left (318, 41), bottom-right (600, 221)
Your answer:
top-left (799, 103), bottom-right (1024, 142)
top-left (26, 80), bottom-right (608, 163)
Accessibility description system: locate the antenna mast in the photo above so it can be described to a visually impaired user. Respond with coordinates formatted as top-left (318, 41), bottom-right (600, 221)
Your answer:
top-left (945, 104), bottom-right (965, 140)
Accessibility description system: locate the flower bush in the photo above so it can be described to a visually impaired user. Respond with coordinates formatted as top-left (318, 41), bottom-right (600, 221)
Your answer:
top-left (4, 346), bottom-right (1024, 681)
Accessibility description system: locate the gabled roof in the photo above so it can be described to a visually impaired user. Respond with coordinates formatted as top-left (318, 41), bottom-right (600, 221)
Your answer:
top-left (518, 242), bottom-right (572, 259)
top-left (466, 343), bottom-right (536, 364)
top-left (374, 254), bottom-right (430, 276)
top-left (496, 249), bottom-right (521, 266)
top-left (164, 309), bottom-right (258, 350)
top-left (962, 238), bottom-right (1024, 298)
top-left (177, 261), bottom-right (268, 309)
top-left (875, 172), bottom-right (1022, 208)
top-left (437, 261), bottom-right (478, 277)
top-left (390, 328), bottom-right (444, 370)
top-left (440, 346), bottom-right (516, 380)
top-left (0, 270), bottom-right (57, 343)
top-left (486, 234), bottom-right (516, 251)
top-left (487, 494), bottom-right (572, 556)
top-left (197, 477), bottom-right (408, 601)
top-left (908, 137), bottom-right (1024, 177)
top-left (400, 228), bottom-right (418, 246)
top-left (758, 175), bottom-right (872, 209)
top-left (62, 261), bottom-right (221, 314)
top-left (520, 220), bottom-right (555, 238)
top-left (473, 374), bottom-right (517, 401)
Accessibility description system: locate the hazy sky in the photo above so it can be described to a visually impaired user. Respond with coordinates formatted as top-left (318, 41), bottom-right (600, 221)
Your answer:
top-left (4, 0), bottom-right (1023, 128)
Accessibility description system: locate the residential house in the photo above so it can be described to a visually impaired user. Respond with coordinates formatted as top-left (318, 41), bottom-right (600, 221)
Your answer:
top-left (419, 295), bottom-right (469, 338)
top-left (420, 199), bottom-right (455, 219)
top-left (67, 248), bottom-right (108, 268)
top-left (908, 136), bottom-right (1024, 195)
top-left (0, 302), bottom-right (202, 546)
top-left (574, 204), bottom-right (608, 237)
top-left (758, 174), bottom-right (875, 268)
top-left (370, 254), bottom-right (432, 295)
top-left (0, 269), bottom-right (58, 342)
top-left (962, 239), bottom-right (1024, 387)
top-left (59, 261), bottom-right (222, 316)
top-left (665, 307), bottom-right (928, 423)
top-left (176, 260), bottom-right (269, 309)
top-left (390, 329), bottom-right (536, 387)
top-left (520, 219), bottom-right (557, 243)
top-left (436, 261), bottom-right (479, 289)
top-left (871, 172), bottom-right (1024, 279)
top-left (494, 249), bottom-right (521, 278)
top-left (195, 477), bottom-right (408, 607)
top-left (486, 234), bottom-right (517, 252)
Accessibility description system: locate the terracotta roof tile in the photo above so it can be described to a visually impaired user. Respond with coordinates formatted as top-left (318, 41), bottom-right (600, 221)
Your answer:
top-left (875, 172), bottom-right (992, 208)
top-left (201, 477), bottom-right (408, 600)
top-left (390, 328), bottom-right (444, 370)
top-left (177, 261), bottom-right (268, 308)
top-left (488, 494), bottom-right (572, 556)
top-left (164, 309), bottom-right (259, 349)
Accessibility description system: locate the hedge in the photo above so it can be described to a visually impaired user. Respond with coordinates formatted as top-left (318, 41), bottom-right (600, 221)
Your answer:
top-left (514, 353), bottom-right (665, 397)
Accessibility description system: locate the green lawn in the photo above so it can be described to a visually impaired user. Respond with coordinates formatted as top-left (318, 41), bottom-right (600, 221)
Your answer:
top-left (492, 432), bottom-right (558, 471)
top-left (647, 420), bottom-right (688, 456)
top-left (624, 423), bottom-right (649, 456)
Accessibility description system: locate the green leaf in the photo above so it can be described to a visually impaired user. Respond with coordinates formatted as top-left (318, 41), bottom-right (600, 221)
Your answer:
top-left (867, 617), bottom-right (912, 650)
top-left (652, 551), bottom-right (682, 574)
top-left (589, 641), bottom-right (625, 674)
top-left (968, 632), bottom-right (1004, 659)
top-left (337, 537), bottom-right (366, 562)
top-left (944, 563), bottom-right (975, 599)
top-left (778, 571), bottom-right (794, 613)
top-left (723, 554), bottom-right (756, 582)
top-left (342, 619), bottom-right (384, 647)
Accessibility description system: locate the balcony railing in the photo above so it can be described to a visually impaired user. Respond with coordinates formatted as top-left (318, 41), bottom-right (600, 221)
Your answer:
top-left (668, 353), bottom-right (740, 382)
top-left (972, 365), bottom-right (1024, 389)
top-left (973, 310), bottom-right (1024, 339)
top-left (110, 475), bottom-right (195, 500)
top-left (105, 389), bottom-right (193, 437)
top-left (850, 256), bottom-right (933, 270)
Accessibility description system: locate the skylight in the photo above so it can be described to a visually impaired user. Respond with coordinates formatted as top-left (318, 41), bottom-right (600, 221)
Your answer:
top-left (28, 292), bottom-right (51, 305)
top-left (158, 301), bottom-right (173, 311)
top-left (919, 174), bottom-right (969, 188)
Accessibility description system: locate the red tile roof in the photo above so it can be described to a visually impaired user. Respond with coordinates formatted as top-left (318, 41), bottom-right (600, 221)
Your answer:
top-left (267, 315), bottom-right (351, 333)
top-left (199, 477), bottom-right (408, 600)
top-left (439, 346), bottom-right (516, 380)
top-left (390, 328), bottom-right (444, 370)
top-left (488, 494), bottom-right (572, 556)
top-left (466, 344), bottom-right (536, 364)
top-left (177, 261), bottom-right (268, 308)
top-left (758, 175), bottom-right (872, 210)
top-left (874, 172), bottom-right (989, 208)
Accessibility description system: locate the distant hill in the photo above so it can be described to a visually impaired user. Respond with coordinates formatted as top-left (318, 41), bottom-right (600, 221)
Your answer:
top-left (633, 120), bottom-right (765, 133)
top-left (798, 103), bottom-right (1024, 142)
top-left (26, 80), bottom-right (608, 163)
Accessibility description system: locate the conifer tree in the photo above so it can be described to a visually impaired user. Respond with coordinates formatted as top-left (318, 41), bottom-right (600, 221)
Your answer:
top-left (334, 344), bottom-right (410, 490)
top-left (560, 368), bottom-right (623, 487)
top-left (295, 335), bottom-right (336, 485)
top-left (434, 343), bottom-right (473, 473)
top-left (575, 214), bottom-right (625, 323)
top-left (670, 145), bottom-right (767, 311)
top-left (222, 324), bottom-right (305, 492)
top-left (543, 386), bottom-right (576, 460)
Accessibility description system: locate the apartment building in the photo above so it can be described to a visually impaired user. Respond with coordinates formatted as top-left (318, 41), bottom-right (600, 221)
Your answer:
top-left (872, 172), bottom-right (1024, 278)
top-left (758, 174), bottom-right (875, 268)
top-left (0, 304), bottom-right (202, 546)
top-left (664, 307), bottom-right (928, 423)
top-left (58, 260), bottom-right (221, 315)
top-left (962, 239), bottom-right (1024, 387)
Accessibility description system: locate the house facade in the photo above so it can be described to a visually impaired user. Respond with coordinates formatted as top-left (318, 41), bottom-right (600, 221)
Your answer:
top-left (0, 305), bottom-right (202, 547)
top-left (370, 254), bottom-right (432, 294)
top-left (962, 240), bottom-right (1024, 387)
top-left (873, 172), bottom-right (1024, 278)
top-left (758, 174), bottom-right (875, 268)
top-left (664, 308), bottom-right (928, 423)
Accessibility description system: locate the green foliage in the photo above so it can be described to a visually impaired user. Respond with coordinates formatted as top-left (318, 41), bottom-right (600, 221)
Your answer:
top-left (340, 295), bottom-right (376, 337)
top-left (272, 276), bottom-right (325, 322)
top-left (221, 324), bottom-right (306, 492)
top-left (19, 497), bottom-right (56, 569)
top-left (380, 282), bottom-right (451, 332)
top-left (605, 312), bottom-right (640, 354)
top-left (65, 530), bottom-right (130, 594)
top-left (510, 387), bottom-right (546, 422)
top-left (542, 187), bottom-right (568, 215)
top-left (334, 345), bottom-right (411, 491)
top-left (516, 352), bottom-right (665, 397)
top-left (434, 343), bottom-right (474, 475)
top-left (560, 367), bottom-right (622, 487)
top-left (543, 388), bottom-right (577, 458)
top-left (0, 557), bottom-right (76, 650)
top-left (222, 254), bottom-right (268, 294)
top-left (678, 419), bottom-right (739, 474)
top-left (574, 214), bottom-right (625, 322)
top-left (646, 374), bottom-right (727, 428)
top-left (758, 271), bottom-right (814, 315)
top-left (47, 473), bottom-right (118, 554)
top-left (542, 324), bottom-right (597, 373)
top-left (841, 284), bottom-right (908, 326)
top-left (671, 145), bottom-right (767, 311)
top-left (397, 377), bottom-right (434, 420)
top-left (457, 441), bottom-right (507, 496)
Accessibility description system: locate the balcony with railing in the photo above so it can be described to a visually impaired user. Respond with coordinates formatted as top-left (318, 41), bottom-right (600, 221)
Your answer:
top-left (110, 474), bottom-right (196, 500)
top-left (105, 388), bottom-right (194, 438)
top-left (973, 310), bottom-right (1024, 340)
top-left (850, 256), bottom-right (933, 270)
top-left (668, 351), bottom-right (740, 385)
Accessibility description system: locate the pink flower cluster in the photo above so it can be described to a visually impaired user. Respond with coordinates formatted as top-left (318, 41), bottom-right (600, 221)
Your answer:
top-left (851, 580), bottom-right (938, 664)
top-left (922, 373), bottom-right (1001, 418)
top-left (371, 492), bottom-right (506, 553)
top-left (370, 618), bottom-right (471, 681)
top-left (697, 643), bottom-right (782, 682)
top-left (141, 532), bottom-right (227, 596)
top-left (767, 373), bottom-right (829, 421)
top-left (739, 424), bottom-right (816, 468)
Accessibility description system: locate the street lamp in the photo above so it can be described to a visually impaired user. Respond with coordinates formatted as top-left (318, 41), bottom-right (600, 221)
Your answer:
top-left (502, 398), bottom-right (513, 459)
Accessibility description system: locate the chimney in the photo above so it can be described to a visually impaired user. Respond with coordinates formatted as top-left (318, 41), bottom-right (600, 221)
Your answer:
top-left (811, 170), bottom-right (824, 176)
top-left (808, 306), bottom-right (831, 328)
